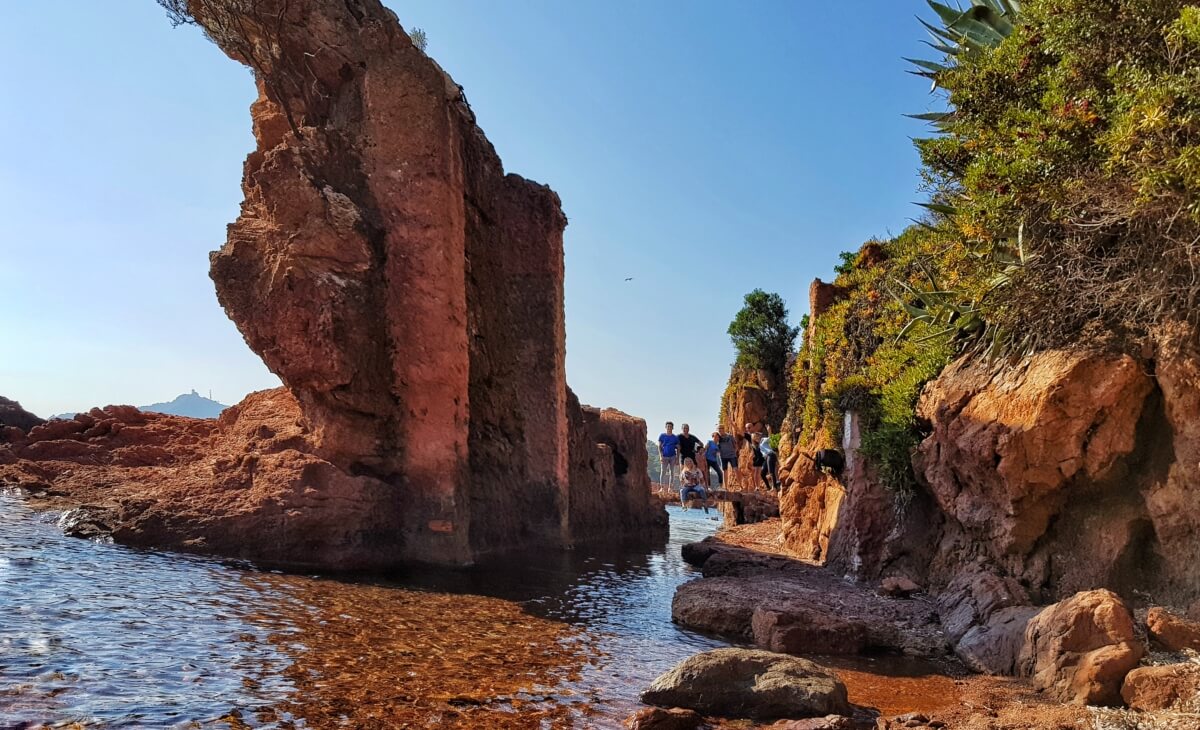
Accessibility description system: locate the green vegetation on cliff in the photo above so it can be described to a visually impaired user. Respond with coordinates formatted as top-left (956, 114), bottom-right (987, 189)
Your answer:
top-left (719, 291), bottom-right (798, 434)
top-left (790, 229), bottom-right (981, 497)
top-left (786, 0), bottom-right (1200, 496)
top-left (918, 0), bottom-right (1200, 349)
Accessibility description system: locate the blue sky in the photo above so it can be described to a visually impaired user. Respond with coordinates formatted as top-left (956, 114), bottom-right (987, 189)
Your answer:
top-left (1, 1), bottom-right (939, 434)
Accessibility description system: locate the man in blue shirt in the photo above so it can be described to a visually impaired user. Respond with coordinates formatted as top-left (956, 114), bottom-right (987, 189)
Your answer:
top-left (658, 422), bottom-right (680, 488)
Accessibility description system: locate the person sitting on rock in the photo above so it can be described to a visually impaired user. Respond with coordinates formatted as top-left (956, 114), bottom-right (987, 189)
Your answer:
top-left (679, 457), bottom-right (708, 513)
top-left (704, 432), bottom-right (724, 488)
top-left (676, 424), bottom-right (704, 481)
top-left (658, 422), bottom-right (681, 488)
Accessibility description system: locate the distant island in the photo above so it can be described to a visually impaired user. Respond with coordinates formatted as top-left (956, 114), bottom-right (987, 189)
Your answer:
top-left (139, 390), bottom-right (229, 418)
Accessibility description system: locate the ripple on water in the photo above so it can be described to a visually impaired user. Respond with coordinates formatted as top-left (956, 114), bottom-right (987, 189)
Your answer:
top-left (0, 497), bottom-right (726, 728)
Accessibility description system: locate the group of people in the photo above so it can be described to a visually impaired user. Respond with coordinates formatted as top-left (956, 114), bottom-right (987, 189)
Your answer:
top-left (655, 421), bottom-right (780, 510)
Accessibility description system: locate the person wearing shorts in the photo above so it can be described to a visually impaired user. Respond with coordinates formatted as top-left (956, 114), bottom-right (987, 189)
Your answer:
top-left (704, 432), bottom-right (724, 488)
top-left (718, 431), bottom-right (739, 488)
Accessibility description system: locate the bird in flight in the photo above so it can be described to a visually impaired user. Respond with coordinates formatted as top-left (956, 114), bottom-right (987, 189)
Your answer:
top-left (624, 277), bottom-right (634, 282)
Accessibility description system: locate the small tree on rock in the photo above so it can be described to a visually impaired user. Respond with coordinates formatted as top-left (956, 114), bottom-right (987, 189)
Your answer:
top-left (727, 289), bottom-right (798, 376)
top-left (408, 27), bottom-right (428, 52)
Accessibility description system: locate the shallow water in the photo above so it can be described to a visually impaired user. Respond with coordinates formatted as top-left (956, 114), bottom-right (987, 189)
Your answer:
top-left (0, 494), bottom-right (730, 728)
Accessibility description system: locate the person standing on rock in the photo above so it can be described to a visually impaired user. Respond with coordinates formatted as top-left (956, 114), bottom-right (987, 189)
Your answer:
top-left (676, 424), bottom-right (704, 484)
top-left (757, 432), bottom-right (780, 491)
top-left (658, 422), bottom-right (681, 488)
top-left (704, 432), bottom-right (724, 488)
top-left (718, 431), bottom-right (739, 489)
top-left (743, 426), bottom-right (767, 490)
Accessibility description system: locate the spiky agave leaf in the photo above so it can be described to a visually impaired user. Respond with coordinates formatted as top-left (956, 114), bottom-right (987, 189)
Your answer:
top-left (905, 58), bottom-right (951, 76)
top-left (916, 201), bottom-right (959, 217)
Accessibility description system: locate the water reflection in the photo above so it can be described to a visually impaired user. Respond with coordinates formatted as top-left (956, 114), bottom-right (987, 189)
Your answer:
top-left (0, 494), bottom-right (724, 728)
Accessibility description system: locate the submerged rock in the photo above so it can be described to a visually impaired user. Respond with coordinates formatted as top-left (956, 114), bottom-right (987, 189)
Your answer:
top-left (624, 706), bottom-right (707, 729)
top-left (641, 648), bottom-right (850, 720)
top-left (769, 716), bottom-right (856, 730)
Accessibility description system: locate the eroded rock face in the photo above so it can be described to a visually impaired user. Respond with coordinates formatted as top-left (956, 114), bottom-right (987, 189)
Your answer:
top-left (641, 648), bottom-right (851, 720)
top-left (914, 351), bottom-right (1153, 582)
top-left (719, 367), bottom-right (787, 490)
top-left (0, 396), bottom-right (43, 434)
top-left (1017, 589), bottom-right (1144, 706)
top-left (201, 0), bottom-right (668, 564)
top-left (772, 334), bottom-right (1200, 685)
top-left (781, 411), bottom-right (935, 581)
top-left (1148, 323), bottom-right (1200, 597)
top-left (1, 0), bottom-right (663, 567)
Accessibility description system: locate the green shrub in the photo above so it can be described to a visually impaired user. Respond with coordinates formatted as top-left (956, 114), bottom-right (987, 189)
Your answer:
top-left (785, 223), bottom-right (980, 494)
top-left (916, 0), bottom-right (1200, 348)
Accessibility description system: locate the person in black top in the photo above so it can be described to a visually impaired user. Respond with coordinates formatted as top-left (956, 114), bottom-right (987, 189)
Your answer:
top-left (742, 424), bottom-right (770, 491)
top-left (677, 424), bottom-right (704, 478)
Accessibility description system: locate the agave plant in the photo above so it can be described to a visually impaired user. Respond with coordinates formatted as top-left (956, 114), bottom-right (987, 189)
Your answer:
top-left (888, 225), bottom-right (1039, 360)
top-left (893, 2), bottom-right (1031, 360)
top-left (906, 0), bottom-right (1023, 108)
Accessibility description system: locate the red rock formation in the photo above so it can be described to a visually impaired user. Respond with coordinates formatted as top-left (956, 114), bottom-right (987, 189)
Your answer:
top-left (807, 279), bottom-right (845, 331)
top-left (780, 412), bottom-right (935, 581)
top-left (915, 352), bottom-right (1153, 574)
top-left (719, 367), bottom-right (786, 491)
top-left (0, 390), bottom-right (404, 568)
top-left (1017, 589), bottom-right (1143, 706)
top-left (0, 396), bottom-right (43, 434)
top-left (623, 707), bottom-right (706, 730)
top-left (1147, 323), bottom-right (1200, 596)
top-left (774, 339), bottom-right (1200, 693)
top-left (1121, 663), bottom-right (1200, 711)
top-left (1146, 606), bottom-right (1200, 652)
top-left (0, 0), bottom-right (663, 568)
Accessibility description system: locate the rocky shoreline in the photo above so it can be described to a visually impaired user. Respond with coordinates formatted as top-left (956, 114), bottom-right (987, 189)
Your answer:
top-left (624, 520), bottom-right (1200, 729)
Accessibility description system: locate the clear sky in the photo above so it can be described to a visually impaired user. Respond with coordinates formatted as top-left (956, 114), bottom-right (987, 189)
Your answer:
top-left (1, 1), bottom-right (940, 435)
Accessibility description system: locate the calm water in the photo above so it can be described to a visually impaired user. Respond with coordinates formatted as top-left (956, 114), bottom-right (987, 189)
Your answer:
top-left (0, 493), bottom-right (727, 728)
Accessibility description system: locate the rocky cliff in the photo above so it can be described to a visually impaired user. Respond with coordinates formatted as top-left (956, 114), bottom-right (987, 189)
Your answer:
top-left (776, 326), bottom-right (1200, 682)
top-left (718, 366), bottom-right (787, 489)
top-left (0, 0), bottom-right (664, 568)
